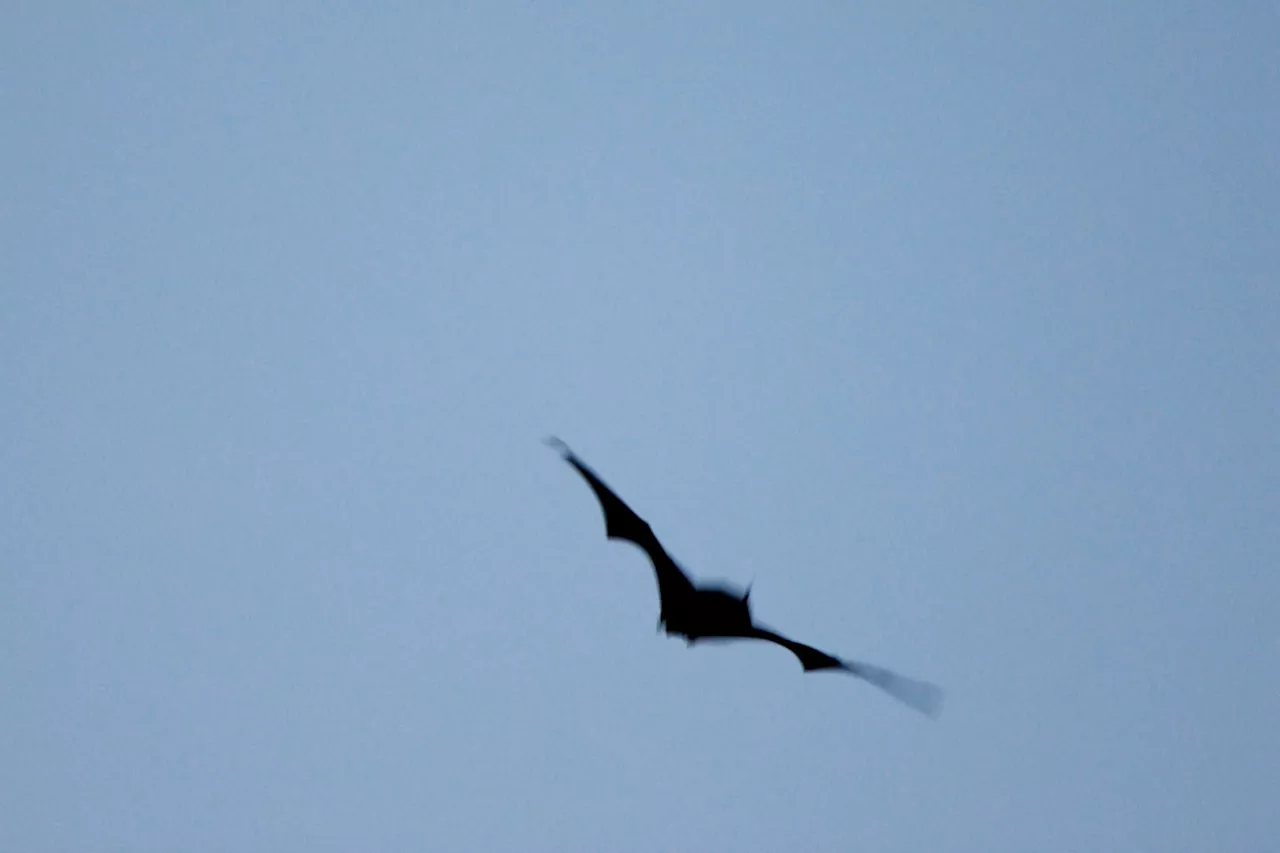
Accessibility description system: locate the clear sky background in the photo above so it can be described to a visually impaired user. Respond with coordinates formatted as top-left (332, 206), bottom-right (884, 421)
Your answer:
top-left (3, 5), bottom-right (1277, 851)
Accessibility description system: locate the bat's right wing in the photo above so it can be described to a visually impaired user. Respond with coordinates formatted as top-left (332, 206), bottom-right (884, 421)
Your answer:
top-left (746, 626), bottom-right (945, 718)
top-left (546, 438), bottom-right (695, 608)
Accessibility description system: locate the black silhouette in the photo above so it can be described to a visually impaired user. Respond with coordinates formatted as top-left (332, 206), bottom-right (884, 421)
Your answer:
top-left (546, 437), bottom-right (944, 718)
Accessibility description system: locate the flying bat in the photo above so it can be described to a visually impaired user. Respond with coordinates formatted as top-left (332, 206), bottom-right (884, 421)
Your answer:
top-left (546, 437), bottom-right (944, 718)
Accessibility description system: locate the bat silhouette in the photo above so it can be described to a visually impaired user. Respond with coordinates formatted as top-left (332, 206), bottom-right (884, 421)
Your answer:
top-left (546, 438), bottom-right (944, 718)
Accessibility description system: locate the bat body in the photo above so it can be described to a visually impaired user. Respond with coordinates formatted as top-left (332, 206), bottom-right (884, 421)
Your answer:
top-left (546, 438), bottom-right (944, 718)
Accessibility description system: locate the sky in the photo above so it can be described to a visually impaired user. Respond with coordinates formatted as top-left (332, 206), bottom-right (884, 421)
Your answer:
top-left (3, 4), bottom-right (1278, 851)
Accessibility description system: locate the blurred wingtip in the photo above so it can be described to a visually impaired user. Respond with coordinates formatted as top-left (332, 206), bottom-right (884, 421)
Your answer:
top-left (846, 661), bottom-right (946, 719)
top-left (906, 682), bottom-right (946, 719)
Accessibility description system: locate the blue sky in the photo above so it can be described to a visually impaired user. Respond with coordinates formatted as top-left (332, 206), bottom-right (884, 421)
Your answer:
top-left (3, 5), bottom-right (1277, 851)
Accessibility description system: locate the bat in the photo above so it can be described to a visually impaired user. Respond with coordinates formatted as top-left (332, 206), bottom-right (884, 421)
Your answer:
top-left (546, 437), bottom-right (944, 718)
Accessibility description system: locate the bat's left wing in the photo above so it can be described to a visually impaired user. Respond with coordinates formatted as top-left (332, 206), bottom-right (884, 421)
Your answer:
top-left (545, 438), bottom-right (696, 611)
top-left (743, 626), bottom-right (945, 718)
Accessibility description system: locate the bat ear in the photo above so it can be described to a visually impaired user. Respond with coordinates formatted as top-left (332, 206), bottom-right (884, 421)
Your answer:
top-left (742, 582), bottom-right (752, 603)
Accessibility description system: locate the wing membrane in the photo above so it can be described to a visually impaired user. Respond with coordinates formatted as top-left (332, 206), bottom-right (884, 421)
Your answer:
top-left (745, 626), bottom-right (945, 718)
top-left (547, 438), bottom-right (695, 608)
